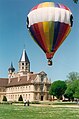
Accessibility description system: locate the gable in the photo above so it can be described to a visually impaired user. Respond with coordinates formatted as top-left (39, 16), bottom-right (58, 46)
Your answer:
top-left (38, 71), bottom-right (47, 76)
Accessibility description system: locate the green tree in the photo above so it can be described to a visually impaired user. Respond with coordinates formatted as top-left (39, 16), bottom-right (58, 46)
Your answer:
top-left (74, 87), bottom-right (79, 99)
top-left (18, 95), bottom-right (23, 101)
top-left (64, 72), bottom-right (79, 100)
top-left (73, 80), bottom-right (79, 99)
top-left (64, 83), bottom-right (74, 101)
top-left (66, 72), bottom-right (79, 84)
top-left (3, 96), bottom-right (7, 101)
top-left (49, 80), bottom-right (67, 100)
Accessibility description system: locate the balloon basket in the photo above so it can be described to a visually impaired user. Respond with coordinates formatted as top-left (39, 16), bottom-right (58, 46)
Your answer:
top-left (48, 59), bottom-right (52, 66)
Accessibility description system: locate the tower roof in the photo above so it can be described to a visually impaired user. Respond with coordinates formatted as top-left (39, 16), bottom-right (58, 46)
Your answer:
top-left (19, 49), bottom-right (30, 63)
top-left (8, 62), bottom-right (15, 72)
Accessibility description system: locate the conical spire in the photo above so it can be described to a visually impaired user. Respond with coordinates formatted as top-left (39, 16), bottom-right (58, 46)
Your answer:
top-left (19, 49), bottom-right (30, 63)
top-left (19, 49), bottom-right (30, 73)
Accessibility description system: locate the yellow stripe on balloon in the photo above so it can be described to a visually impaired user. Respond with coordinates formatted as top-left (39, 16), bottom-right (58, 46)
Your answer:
top-left (37, 22), bottom-right (48, 52)
top-left (42, 2), bottom-right (50, 7)
top-left (38, 2), bottom-right (55, 9)
top-left (43, 21), bottom-right (51, 52)
top-left (49, 21), bottom-right (54, 51)
top-left (49, 2), bottom-right (54, 7)
top-left (38, 2), bottom-right (51, 9)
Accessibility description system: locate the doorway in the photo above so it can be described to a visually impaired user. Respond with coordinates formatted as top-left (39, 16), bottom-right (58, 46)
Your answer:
top-left (41, 96), bottom-right (43, 101)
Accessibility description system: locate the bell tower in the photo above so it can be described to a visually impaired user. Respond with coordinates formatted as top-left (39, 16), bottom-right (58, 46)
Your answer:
top-left (8, 62), bottom-right (15, 79)
top-left (18, 49), bottom-right (30, 74)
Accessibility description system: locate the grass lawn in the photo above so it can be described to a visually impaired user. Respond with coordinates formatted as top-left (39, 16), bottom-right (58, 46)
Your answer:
top-left (0, 104), bottom-right (79, 119)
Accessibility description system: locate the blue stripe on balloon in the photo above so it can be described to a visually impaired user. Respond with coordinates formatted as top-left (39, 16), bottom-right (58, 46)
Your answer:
top-left (29, 26), bottom-right (38, 44)
top-left (55, 3), bottom-right (60, 8)
top-left (52, 22), bottom-right (60, 51)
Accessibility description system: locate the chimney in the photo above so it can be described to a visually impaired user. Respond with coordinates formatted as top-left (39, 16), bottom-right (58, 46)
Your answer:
top-left (8, 75), bottom-right (12, 83)
top-left (18, 74), bottom-right (21, 82)
top-left (27, 73), bottom-right (30, 81)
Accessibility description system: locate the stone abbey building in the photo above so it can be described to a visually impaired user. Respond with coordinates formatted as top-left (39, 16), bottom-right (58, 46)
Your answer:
top-left (0, 49), bottom-right (51, 102)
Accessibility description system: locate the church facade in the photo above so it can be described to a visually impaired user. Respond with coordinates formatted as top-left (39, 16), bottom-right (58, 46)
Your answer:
top-left (0, 49), bottom-right (51, 102)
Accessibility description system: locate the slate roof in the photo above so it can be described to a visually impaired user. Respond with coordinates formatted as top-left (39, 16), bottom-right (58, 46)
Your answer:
top-left (7, 75), bottom-right (36, 86)
top-left (0, 71), bottom-right (50, 87)
top-left (8, 62), bottom-right (15, 72)
top-left (0, 78), bottom-right (8, 87)
top-left (0, 74), bottom-right (37, 87)
top-left (7, 74), bottom-right (37, 87)
top-left (19, 49), bottom-right (30, 63)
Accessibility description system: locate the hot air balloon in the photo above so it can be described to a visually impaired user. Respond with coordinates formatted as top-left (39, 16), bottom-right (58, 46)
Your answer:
top-left (27, 2), bottom-right (73, 66)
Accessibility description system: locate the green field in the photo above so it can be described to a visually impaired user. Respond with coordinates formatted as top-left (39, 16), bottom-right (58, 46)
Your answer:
top-left (0, 104), bottom-right (79, 119)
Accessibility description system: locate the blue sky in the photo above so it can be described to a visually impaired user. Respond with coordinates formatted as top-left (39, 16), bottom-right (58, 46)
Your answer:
top-left (0, 0), bottom-right (79, 81)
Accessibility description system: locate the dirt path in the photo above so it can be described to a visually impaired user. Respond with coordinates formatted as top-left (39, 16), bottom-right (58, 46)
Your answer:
top-left (30, 104), bottom-right (79, 108)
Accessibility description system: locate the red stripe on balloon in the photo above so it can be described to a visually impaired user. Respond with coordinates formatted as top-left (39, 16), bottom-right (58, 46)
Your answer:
top-left (31, 23), bottom-right (47, 53)
top-left (59, 4), bottom-right (70, 11)
top-left (31, 4), bottom-right (39, 11)
top-left (37, 22), bottom-right (48, 52)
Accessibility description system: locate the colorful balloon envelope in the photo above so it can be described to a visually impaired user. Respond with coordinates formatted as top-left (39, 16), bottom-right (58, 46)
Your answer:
top-left (27, 2), bottom-right (73, 65)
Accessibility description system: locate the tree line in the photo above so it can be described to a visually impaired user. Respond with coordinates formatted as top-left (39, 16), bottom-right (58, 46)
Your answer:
top-left (49, 72), bottom-right (79, 101)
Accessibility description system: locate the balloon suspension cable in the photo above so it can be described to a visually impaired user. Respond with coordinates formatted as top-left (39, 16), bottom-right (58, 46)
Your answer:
top-left (48, 59), bottom-right (52, 66)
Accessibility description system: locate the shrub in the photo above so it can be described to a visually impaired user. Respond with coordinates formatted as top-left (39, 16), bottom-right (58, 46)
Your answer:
top-left (31, 101), bottom-right (40, 104)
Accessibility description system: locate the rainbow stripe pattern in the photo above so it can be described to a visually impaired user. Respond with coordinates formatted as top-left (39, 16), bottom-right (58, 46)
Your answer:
top-left (27, 2), bottom-right (73, 59)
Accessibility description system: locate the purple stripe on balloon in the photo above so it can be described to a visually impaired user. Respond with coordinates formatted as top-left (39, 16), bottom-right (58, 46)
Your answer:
top-left (55, 3), bottom-right (60, 8)
top-left (53, 23), bottom-right (69, 51)
top-left (52, 21), bottom-right (60, 51)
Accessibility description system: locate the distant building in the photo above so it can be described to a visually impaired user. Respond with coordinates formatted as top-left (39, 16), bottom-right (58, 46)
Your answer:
top-left (0, 49), bottom-right (51, 102)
